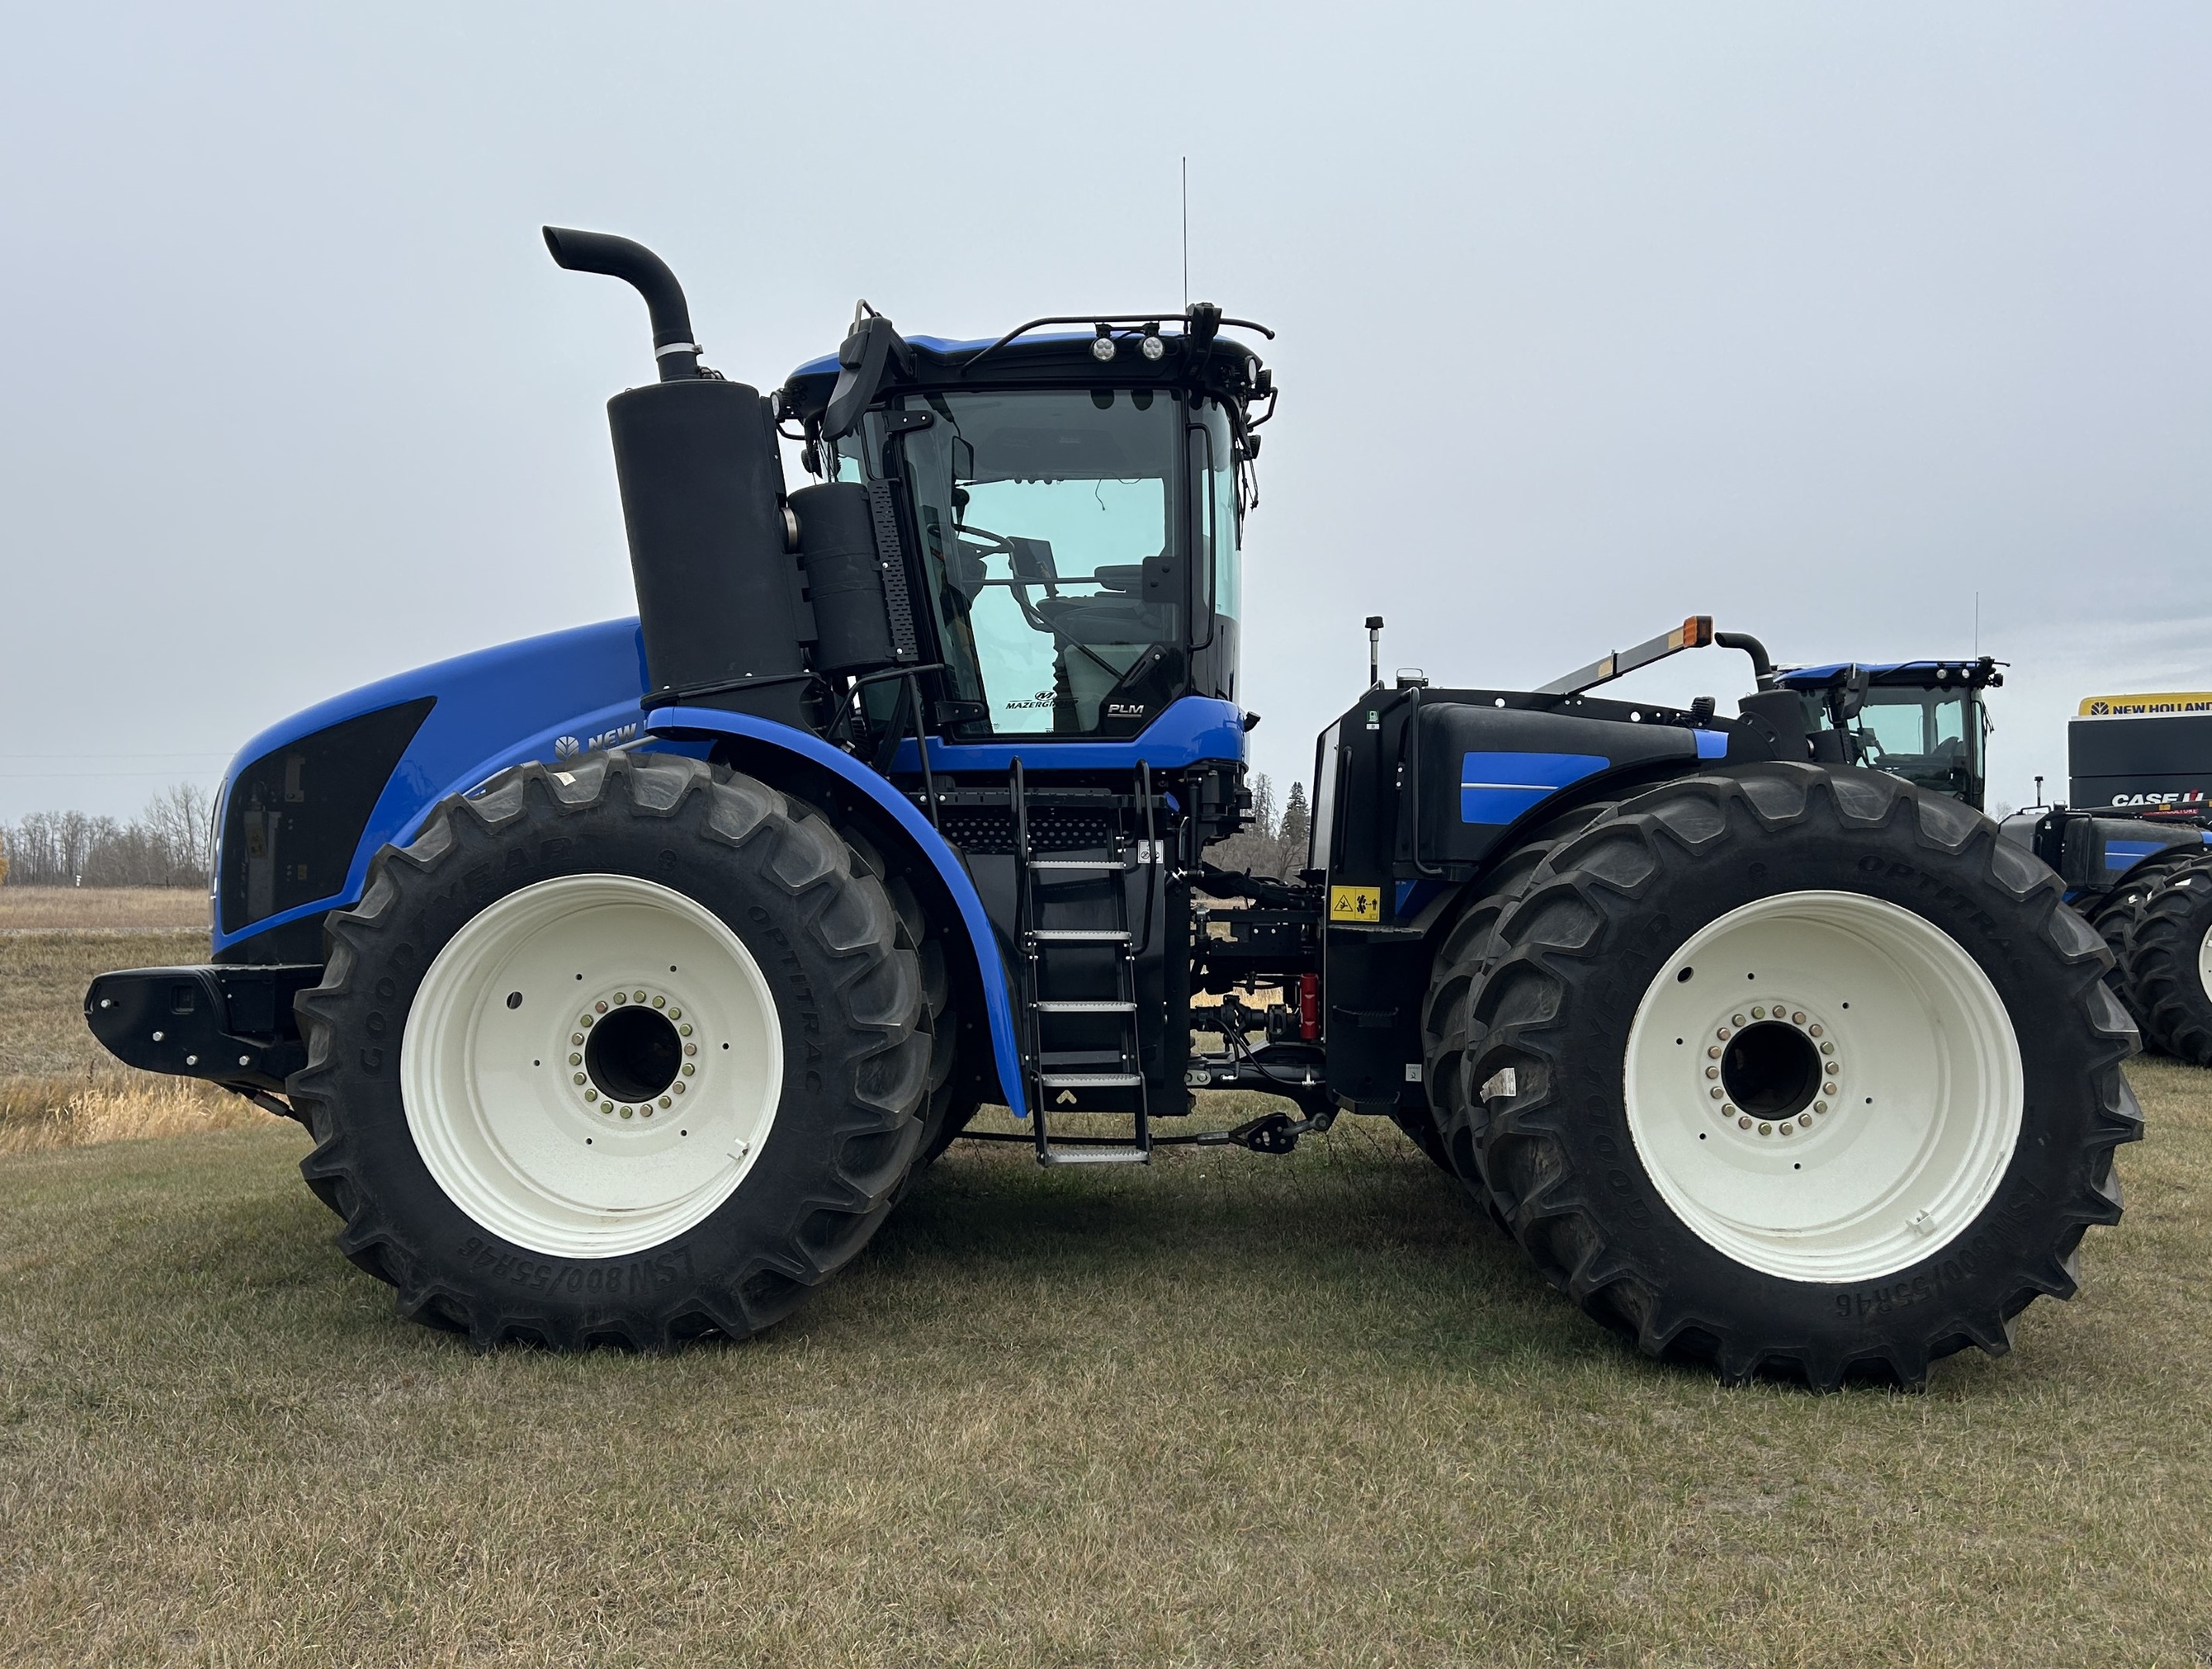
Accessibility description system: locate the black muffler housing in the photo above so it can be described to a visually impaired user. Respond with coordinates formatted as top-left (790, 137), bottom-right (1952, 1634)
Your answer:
top-left (607, 377), bottom-right (811, 727)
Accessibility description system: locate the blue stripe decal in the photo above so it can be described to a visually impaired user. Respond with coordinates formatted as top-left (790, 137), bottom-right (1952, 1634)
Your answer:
top-left (1460, 751), bottom-right (1608, 825)
top-left (2105, 840), bottom-right (2163, 870)
top-left (1696, 729), bottom-right (1729, 760)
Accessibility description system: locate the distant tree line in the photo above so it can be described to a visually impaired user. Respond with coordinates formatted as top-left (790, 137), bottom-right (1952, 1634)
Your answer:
top-left (1205, 773), bottom-right (1310, 880)
top-left (0, 784), bottom-right (215, 888)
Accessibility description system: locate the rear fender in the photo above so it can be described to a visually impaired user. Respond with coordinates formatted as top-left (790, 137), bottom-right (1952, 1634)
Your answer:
top-left (648, 703), bottom-right (1027, 1119)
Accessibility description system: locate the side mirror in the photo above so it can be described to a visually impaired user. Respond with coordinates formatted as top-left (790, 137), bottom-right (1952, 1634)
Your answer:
top-left (824, 314), bottom-right (914, 441)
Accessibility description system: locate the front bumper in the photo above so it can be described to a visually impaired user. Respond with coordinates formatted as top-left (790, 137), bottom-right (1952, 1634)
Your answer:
top-left (84, 964), bottom-right (323, 1096)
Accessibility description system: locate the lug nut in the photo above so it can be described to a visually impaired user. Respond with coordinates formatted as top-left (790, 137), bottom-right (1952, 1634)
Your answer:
top-left (658, 1096), bottom-right (672, 1108)
top-left (573, 1072), bottom-right (586, 1085)
top-left (684, 1043), bottom-right (697, 1057)
top-left (1823, 1082), bottom-right (1838, 1097)
top-left (672, 1082), bottom-right (686, 1095)
top-left (1758, 1122), bottom-right (1772, 1136)
top-left (1814, 1100), bottom-right (1827, 1113)
top-left (1733, 1014), bottom-right (1747, 1027)
top-left (587, 1089), bottom-right (599, 1103)
top-left (1705, 1066), bottom-right (1720, 1079)
top-left (1778, 1121), bottom-right (1794, 1135)
top-left (1717, 1027), bottom-right (1731, 1041)
top-left (652, 995), bottom-right (665, 1008)
top-left (1820, 1040), bottom-right (1836, 1055)
top-left (669, 1008), bottom-right (681, 1020)
top-left (1809, 1024), bottom-right (1823, 1038)
top-left (1710, 1086), bottom-right (1724, 1100)
top-left (1751, 1005), bottom-right (1766, 1019)
top-left (641, 1107), bottom-right (653, 1118)
top-left (620, 1106), bottom-right (633, 1119)
top-left (1792, 1011), bottom-right (1806, 1025)
top-left (568, 1052), bottom-right (581, 1066)
top-left (633, 991), bottom-right (646, 1003)
top-left (1707, 1045), bottom-right (1720, 1059)
top-left (613, 992), bottom-right (626, 1005)
top-left (679, 1022), bottom-right (693, 1036)
top-left (571, 1032), bottom-right (584, 1045)
top-left (681, 1063), bottom-right (695, 1076)
top-left (1737, 1114), bottom-right (1752, 1128)
top-left (594, 1001), bottom-right (607, 1015)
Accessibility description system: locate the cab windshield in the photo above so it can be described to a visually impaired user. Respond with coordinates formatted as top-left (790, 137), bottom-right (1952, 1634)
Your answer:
top-left (1827, 687), bottom-right (1983, 802)
top-left (857, 388), bottom-right (1193, 736)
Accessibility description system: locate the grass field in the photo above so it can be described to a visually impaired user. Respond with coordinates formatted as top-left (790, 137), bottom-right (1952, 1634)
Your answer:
top-left (3, 893), bottom-right (2211, 1665)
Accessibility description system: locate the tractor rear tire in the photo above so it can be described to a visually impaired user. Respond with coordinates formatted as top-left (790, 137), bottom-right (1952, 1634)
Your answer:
top-left (1418, 804), bottom-right (1613, 1189)
top-left (289, 753), bottom-right (931, 1348)
top-left (1465, 763), bottom-right (2139, 1389)
top-left (2121, 858), bottom-right (2212, 1066)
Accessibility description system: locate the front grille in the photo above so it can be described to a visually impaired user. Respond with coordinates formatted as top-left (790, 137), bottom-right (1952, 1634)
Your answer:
top-left (219, 698), bottom-right (434, 935)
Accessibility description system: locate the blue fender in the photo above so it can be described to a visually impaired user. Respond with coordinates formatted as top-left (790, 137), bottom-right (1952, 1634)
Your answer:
top-left (648, 703), bottom-right (1030, 1120)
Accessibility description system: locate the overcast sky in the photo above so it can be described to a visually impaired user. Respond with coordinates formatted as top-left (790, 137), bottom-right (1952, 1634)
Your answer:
top-left (3, 2), bottom-right (2206, 823)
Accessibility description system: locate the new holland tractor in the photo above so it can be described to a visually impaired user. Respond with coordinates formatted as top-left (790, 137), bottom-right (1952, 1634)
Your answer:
top-left (1775, 652), bottom-right (2212, 1065)
top-left (86, 230), bottom-right (2139, 1387)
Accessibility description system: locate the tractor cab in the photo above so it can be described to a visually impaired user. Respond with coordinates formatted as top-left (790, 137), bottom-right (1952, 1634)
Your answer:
top-left (777, 311), bottom-right (1272, 746)
top-left (1778, 658), bottom-right (2002, 810)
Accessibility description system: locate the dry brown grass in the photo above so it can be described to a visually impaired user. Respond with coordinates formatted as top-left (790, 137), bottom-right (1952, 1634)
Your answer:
top-left (0, 1062), bottom-right (2207, 1666)
top-left (0, 1071), bottom-right (275, 1154)
top-left (0, 884), bottom-right (210, 934)
top-left (2, 926), bottom-right (207, 1079)
top-left (0, 914), bottom-right (274, 1154)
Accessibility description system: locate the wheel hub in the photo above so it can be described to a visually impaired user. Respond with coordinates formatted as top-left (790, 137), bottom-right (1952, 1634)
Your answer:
top-left (1701, 1002), bottom-right (1843, 1139)
top-left (571, 987), bottom-right (699, 1119)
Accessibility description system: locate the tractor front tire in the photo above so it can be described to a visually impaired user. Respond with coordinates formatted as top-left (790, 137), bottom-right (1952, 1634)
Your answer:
top-left (2122, 858), bottom-right (2212, 1066)
top-left (289, 753), bottom-right (931, 1348)
top-left (1464, 763), bottom-right (2139, 1389)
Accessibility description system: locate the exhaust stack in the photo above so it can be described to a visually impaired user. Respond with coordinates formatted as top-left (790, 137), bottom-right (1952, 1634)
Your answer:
top-left (543, 226), bottom-right (703, 381)
top-left (546, 226), bottom-right (809, 727)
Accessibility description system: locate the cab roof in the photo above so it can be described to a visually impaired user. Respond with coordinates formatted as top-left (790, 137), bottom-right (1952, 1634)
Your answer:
top-left (1777, 658), bottom-right (2004, 692)
top-left (778, 320), bottom-right (1269, 428)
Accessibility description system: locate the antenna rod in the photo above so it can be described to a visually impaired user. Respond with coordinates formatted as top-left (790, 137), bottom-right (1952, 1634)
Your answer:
top-left (1181, 156), bottom-right (1189, 311)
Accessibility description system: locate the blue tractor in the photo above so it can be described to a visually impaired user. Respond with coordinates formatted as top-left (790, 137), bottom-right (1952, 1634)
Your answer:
top-left (86, 231), bottom-right (2140, 1387)
top-left (1773, 653), bottom-right (2212, 1065)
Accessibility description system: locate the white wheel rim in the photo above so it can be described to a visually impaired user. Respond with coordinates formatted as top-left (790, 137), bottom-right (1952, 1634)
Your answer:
top-left (403, 875), bottom-right (783, 1259)
top-left (1624, 889), bottom-right (2023, 1283)
top-left (2197, 919), bottom-right (2212, 1005)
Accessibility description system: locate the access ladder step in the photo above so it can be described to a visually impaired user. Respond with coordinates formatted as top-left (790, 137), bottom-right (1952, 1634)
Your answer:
top-left (1038, 1072), bottom-right (1145, 1088)
top-left (1041, 1147), bottom-right (1151, 1166)
top-left (1028, 858), bottom-right (1131, 871)
top-left (1031, 1000), bottom-right (1136, 1014)
top-left (1028, 929), bottom-right (1131, 943)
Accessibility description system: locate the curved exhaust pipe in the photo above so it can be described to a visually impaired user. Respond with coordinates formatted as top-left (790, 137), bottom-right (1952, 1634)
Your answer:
top-left (543, 226), bottom-right (702, 380)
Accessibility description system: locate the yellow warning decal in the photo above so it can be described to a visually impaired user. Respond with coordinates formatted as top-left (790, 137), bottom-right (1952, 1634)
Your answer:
top-left (1329, 885), bottom-right (1382, 923)
top-left (2078, 692), bottom-right (2212, 718)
